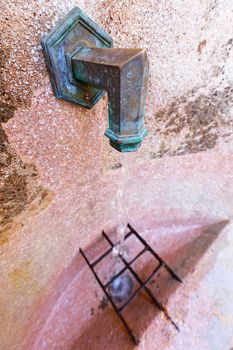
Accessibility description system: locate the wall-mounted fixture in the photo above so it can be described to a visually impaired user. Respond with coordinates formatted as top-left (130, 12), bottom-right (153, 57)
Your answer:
top-left (42, 7), bottom-right (149, 152)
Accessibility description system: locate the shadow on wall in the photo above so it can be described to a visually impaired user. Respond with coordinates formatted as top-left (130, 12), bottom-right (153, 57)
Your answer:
top-left (70, 221), bottom-right (228, 350)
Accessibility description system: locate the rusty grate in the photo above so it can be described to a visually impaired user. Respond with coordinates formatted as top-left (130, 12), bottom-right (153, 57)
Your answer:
top-left (80, 223), bottom-right (182, 345)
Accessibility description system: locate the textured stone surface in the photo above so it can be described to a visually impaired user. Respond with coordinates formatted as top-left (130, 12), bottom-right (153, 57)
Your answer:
top-left (0, 1), bottom-right (233, 349)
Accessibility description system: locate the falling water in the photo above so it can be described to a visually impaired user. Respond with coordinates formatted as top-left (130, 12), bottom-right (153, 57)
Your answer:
top-left (108, 152), bottom-right (136, 301)
top-left (112, 152), bottom-right (136, 259)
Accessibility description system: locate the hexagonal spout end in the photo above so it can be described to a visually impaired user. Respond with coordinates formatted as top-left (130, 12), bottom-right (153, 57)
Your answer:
top-left (105, 127), bottom-right (148, 152)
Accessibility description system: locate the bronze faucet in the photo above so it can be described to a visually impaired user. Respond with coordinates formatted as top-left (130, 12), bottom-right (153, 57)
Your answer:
top-left (42, 7), bottom-right (149, 152)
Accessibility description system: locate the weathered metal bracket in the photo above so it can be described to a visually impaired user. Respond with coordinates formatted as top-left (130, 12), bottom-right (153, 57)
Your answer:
top-left (42, 7), bottom-right (113, 108)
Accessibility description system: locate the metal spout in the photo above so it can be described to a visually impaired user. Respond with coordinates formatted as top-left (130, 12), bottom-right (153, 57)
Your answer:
top-left (72, 48), bottom-right (149, 152)
top-left (42, 7), bottom-right (149, 152)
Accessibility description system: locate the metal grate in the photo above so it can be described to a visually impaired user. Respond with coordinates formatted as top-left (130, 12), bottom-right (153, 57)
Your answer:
top-left (80, 223), bottom-right (182, 345)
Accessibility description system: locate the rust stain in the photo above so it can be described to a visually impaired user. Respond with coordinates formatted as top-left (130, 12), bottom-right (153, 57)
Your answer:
top-left (0, 231), bottom-right (10, 245)
top-left (0, 188), bottom-right (52, 245)
top-left (8, 260), bottom-right (42, 295)
top-left (98, 296), bottom-right (109, 310)
top-left (9, 261), bottom-right (31, 290)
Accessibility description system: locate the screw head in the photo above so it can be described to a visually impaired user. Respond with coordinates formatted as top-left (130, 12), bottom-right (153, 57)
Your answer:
top-left (84, 92), bottom-right (91, 101)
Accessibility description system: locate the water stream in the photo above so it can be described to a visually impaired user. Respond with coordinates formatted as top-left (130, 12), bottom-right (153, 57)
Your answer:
top-left (112, 152), bottom-right (136, 258)
top-left (109, 152), bottom-right (136, 301)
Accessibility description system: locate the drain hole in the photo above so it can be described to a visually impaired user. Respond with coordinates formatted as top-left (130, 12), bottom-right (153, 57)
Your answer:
top-left (108, 274), bottom-right (134, 303)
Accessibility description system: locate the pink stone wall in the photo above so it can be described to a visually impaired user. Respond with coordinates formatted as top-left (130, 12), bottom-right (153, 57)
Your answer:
top-left (0, 1), bottom-right (233, 349)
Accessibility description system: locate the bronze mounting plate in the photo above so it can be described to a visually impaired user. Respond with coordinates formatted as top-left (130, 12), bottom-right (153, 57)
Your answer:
top-left (42, 7), bottom-right (113, 108)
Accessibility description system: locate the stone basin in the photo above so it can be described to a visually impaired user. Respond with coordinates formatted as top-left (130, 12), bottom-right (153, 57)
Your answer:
top-left (1, 145), bottom-right (232, 350)
top-left (25, 218), bottom-right (230, 350)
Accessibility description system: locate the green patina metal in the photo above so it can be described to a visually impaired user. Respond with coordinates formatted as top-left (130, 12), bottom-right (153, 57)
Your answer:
top-left (42, 7), bottom-right (149, 152)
